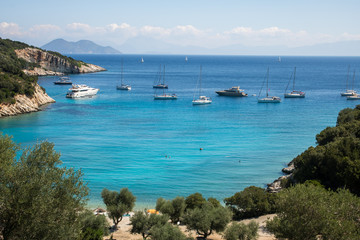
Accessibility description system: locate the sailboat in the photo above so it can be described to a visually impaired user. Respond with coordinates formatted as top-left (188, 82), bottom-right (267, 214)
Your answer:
top-left (192, 65), bottom-right (212, 105)
top-left (116, 60), bottom-right (131, 90)
top-left (258, 67), bottom-right (281, 103)
top-left (346, 71), bottom-right (360, 100)
top-left (154, 65), bottom-right (177, 100)
top-left (185, 56), bottom-right (188, 62)
top-left (141, 57), bottom-right (144, 63)
top-left (278, 56), bottom-right (281, 62)
top-left (341, 66), bottom-right (356, 96)
top-left (284, 67), bottom-right (305, 98)
top-left (153, 64), bottom-right (168, 89)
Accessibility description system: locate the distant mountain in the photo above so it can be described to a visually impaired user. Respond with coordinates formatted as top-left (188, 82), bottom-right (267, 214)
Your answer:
top-left (42, 39), bottom-right (121, 54)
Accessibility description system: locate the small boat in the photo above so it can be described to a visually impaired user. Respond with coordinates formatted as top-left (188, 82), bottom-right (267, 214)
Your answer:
top-left (341, 67), bottom-right (356, 96)
top-left (284, 67), bottom-right (305, 98)
top-left (116, 60), bottom-right (131, 91)
top-left (54, 76), bottom-right (72, 85)
top-left (278, 56), bottom-right (281, 62)
top-left (216, 86), bottom-right (248, 97)
top-left (153, 64), bottom-right (168, 89)
top-left (193, 66), bottom-right (212, 105)
top-left (347, 94), bottom-right (360, 100)
top-left (258, 67), bottom-right (281, 103)
top-left (66, 84), bottom-right (99, 98)
top-left (141, 57), bottom-right (144, 63)
top-left (154, 65), bottom-right (177, 100)
top-left (185, 56), bottom-right (188, 62)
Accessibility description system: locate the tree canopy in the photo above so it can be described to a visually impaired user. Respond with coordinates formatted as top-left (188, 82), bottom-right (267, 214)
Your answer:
top-left (292, 105), bottom-right (360, 195)
top-left (155, 196), bottom-right (186, 224)
top-left (0, 134), bottom-right (89, 240)
top-left (266, 183), bottom-right (360, 240)
top-left (101, 188), bottom-right (136, 228)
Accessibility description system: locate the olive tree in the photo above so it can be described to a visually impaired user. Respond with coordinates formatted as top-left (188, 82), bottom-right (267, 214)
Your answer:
top-left (130, 211), bottom-right (169, 240)
top-left (149, 223), bottom-right (188, 240)
top-left (101, 188), bottom-right (136, 228)
top-left (0, 134), bottom-right (89, 240)
top-left (182, 202), bottom-right (232, 239)
top-left (155, 196), bottom-right (186, 224)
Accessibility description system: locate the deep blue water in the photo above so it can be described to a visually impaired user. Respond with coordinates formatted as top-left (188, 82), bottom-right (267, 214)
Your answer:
top-left (1, 55), bottom-right (360, 209)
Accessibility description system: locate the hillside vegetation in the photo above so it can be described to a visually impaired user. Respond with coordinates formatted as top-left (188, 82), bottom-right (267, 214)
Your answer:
top-left (0, 38), bottom-right (38, 103)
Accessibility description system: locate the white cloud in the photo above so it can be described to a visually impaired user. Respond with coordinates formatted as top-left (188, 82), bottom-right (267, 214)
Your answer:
top-left (0, 22), bottom-right (22, 36)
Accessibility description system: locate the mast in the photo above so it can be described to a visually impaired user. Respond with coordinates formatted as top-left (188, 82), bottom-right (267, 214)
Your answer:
top-left (293, 67), bottom-right (296, 91)
top-left (352, 70), bottom-right (356, 90)
top-left (346, 65), bottom-right (350, 90)
top-left (163, 65), bottom-right (165, 94)
top-left (266, 67), bottom-right (269, 97)
top-left (121, 59), bottom-right (124, 85)
top-left (200, 65), bottom-right (202, 96)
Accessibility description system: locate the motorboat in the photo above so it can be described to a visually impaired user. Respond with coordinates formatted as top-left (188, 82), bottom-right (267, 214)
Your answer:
top-left (66, 84), bottom-right (99, 98)
top-left (216, 86), bottom-right (248, 97)
top-left (192, 96), bottom-right (212, 105)
top-left (341, 89), bottom-right (357, 96)
top-left (347, 94), bottom-right (360, 100)
top-left (54, 76), bottom-right (72, 85)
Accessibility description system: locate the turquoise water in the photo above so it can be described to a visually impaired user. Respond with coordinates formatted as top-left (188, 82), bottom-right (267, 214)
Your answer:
top-left (1, 55), bottom-right (360, 209)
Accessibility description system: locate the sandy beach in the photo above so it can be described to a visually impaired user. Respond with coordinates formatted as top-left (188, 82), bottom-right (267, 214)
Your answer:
top-left (102, 212), bottom-right (276, 240)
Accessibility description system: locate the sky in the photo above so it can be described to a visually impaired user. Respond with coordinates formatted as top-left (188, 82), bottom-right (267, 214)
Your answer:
top-left (1, 0), bottom-right (360, 54)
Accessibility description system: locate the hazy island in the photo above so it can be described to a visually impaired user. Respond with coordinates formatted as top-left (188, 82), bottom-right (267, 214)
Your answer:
top-left (0, 38), bottom-right (106, 117)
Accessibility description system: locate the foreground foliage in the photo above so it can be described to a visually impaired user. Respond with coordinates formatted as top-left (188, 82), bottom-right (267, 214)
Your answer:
top-left (266, 184), bottom-right (360, 240)
top-left (224, 186), bottom-right (277, 220)
top-left (78, 210), bottom-right (110, 240)
top-left (292, 105), bottom-right (360, 195)
top-left (0, 134), bottom-right (89, 240)
top-left (101, 188), bottom-right (136, 228)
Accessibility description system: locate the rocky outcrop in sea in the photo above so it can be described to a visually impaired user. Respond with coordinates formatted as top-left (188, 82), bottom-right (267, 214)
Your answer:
top-left (15, 47), bottom-right (106, 76)
top-left (266, 161), bottom-right (295, 193)
top-left (0, 84), bottom-right (55, 117)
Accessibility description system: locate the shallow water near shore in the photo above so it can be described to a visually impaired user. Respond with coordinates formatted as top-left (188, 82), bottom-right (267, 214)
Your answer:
top-left (1, 55), bottom-right (360, 209)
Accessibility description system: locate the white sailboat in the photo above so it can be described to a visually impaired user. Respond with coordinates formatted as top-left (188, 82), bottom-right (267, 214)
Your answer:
top-left (258, 67), bottom-right (281, 103)
top-left (341, 66), bottom-right (356, 96)
top-left (278, 56), bottom-right (281, 62)
top-left (284, 67), bottom-right (305, 98)
top-left (154, 65), bottom-right (177, 100)
top-left (141, 57), bottom-right (144, 63)
top-left (153, 64), bottom-right (168, 89)
top-left (192, 65), bottom-right (212, 105)
top-left (347, 71), bottom-right (360, 100)
top-left (116, 60), bottom-right (131, 91)
top-left (185, 56), bottom-right (188, 62)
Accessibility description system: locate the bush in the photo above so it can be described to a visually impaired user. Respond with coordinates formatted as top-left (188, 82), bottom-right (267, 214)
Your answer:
top-left (224, 186), bottom-right (277, 220)
top-left (78, 210), bottom-right (110, 240)
top-left (223, 221), bottom-right (259, 240)
top-left (266, 184), bottom-right (360, 240)
top-left (155, 196), bottom-right (186, 224)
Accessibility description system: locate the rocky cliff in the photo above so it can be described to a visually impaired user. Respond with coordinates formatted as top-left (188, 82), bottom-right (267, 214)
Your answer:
top-left (0, 84), bottom-right (55, 117)
top-left (15, 47), bottom-right (106, 76)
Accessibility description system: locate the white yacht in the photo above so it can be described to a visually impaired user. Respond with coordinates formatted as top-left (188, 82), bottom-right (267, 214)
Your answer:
top-left (192, 96), bottom-right (212, 105)
top-left (154, 94), bottom-right (178, 100)
top-left (258, 67), bottom-right (281, 103)
top-left (116, 60), bottom-right (131, 91)
top-left (284, 67), bottom-right (305, 98)
top-left (66, 84), bottom-right (99, 98)
top-left (347, 94), bottom-right (360, 100)
top-left (192, 66), bottom-right (212, 105)
top-left (216, 86), bottom-right (248, 97)
top-left (341, 67), bottom-right (356, 96)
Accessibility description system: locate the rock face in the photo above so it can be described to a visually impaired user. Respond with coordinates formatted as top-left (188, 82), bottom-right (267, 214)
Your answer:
top-left (266, 162), bottom-right (295, 193)
top-left (15, 47), bottom-right (106, 76)
top-left (0, 84), bottom-right (55, 117)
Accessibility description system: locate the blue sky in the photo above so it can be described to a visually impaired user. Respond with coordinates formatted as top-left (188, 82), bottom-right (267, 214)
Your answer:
top-left (1, 0), bottom-right (360, 53)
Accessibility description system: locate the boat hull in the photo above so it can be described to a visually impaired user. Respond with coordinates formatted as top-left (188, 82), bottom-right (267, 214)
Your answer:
top-left (153, 85), bottom-right (168, 89)
top-left (258, 97), bottom-right (281, 103)
top-left (284, 93), bottom-right (305, 98)
top-left (154, 95), bottom-right (177, 100)
top-left (54, 82), bottom-right (72, 85)
top-left (347, 96), bottom-right (360, 100)
top-left (215, 91), bottom-right (248, 97)
top-left (341, 92), bottom-right (357, 96)
top-left (117, 85), bottom-right (131, 90)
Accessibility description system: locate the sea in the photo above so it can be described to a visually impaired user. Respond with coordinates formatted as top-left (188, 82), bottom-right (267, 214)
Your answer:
top-left (1, 55), bottom-right (360, 209)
